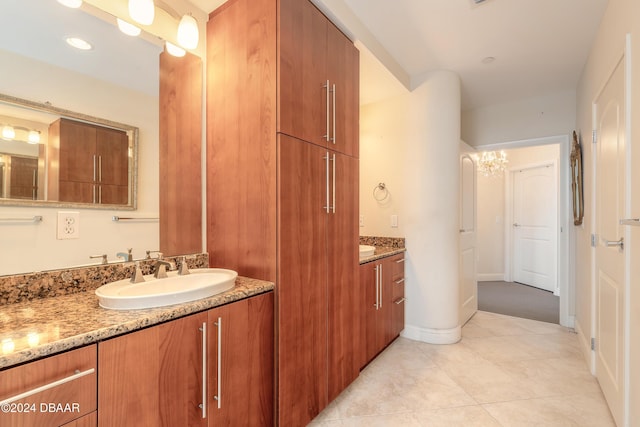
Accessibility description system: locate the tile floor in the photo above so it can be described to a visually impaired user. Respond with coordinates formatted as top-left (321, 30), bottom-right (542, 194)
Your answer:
top-left (310, 311), bottom-right (616, 426)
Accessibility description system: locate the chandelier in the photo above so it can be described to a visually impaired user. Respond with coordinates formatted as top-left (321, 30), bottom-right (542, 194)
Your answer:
top-left (477, 151), bottom-right (508, 176)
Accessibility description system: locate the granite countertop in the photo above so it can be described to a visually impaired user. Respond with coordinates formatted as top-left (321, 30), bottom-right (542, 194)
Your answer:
top-left (359, 246), bottom-right (406, 264)
top-left (0, 276), bottom-right (274, 370)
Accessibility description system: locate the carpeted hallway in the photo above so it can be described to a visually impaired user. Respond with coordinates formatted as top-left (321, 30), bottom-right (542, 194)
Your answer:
top-left (478, 281), bottom-right (560, 324)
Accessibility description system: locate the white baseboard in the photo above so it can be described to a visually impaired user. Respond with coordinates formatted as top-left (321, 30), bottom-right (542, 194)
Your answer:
top-left (401, 324), bottom-right (461, 344)
top-left (560, 315), bottom-right (575, 329)
top-left (574, 319), bottom-right (595, 375)
top-left (477, 273), bottom-right (505, 281)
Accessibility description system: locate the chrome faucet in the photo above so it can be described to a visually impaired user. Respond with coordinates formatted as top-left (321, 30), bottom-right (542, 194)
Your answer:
top-left (153, 260), bottom-right (174, 279)
top-left (130, 261), bottom-right (145, 283)
top-left (90, 254), bottom-right (108, 264)
top-left (117, 248), bottom-right (134, 262)
top-left (178, 256), bottom-right (190, 276)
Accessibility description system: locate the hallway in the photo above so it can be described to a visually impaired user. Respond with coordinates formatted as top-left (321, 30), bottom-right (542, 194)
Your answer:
top-left (310, 311), bottom-right (614, 426)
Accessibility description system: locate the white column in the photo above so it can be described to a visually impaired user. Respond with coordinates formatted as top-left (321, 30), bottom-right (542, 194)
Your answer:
top-left (402, 70), bottom-right (462, 344)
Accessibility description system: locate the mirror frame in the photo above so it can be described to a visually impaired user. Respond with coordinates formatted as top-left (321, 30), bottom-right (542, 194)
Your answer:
top-left (0, 93), bottom-right (138, 210)
top-left (570, 130), bottom-right (584, 226)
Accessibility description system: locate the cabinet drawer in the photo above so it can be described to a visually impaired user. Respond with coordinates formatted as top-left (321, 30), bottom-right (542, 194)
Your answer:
top-left (389, 254), bottom-right (405, 281)
top-left (0, 345), bottom-right (97, 427)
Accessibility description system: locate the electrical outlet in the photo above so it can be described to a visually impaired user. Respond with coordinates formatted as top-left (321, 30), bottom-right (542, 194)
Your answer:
top-left (359, 215), bottom-right (364, 227)
top-left (57, 212), bottom-right (80, 239)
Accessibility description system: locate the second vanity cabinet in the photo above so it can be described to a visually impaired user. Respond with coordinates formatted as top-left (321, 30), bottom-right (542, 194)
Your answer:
top-left (360, 253), bottom-right (405, 368)
top-left (97, 292), bottom-right (273, 427)
top-left (0, 345), bottom-right (97, 427)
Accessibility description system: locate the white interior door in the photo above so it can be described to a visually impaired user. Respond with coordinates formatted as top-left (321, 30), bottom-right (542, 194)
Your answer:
top-left (512, 164), bottom-right (557, 292)
top-left (594, 56), bottom-right (626, 427)
top-left (459, 154), bottom-right (477, 324)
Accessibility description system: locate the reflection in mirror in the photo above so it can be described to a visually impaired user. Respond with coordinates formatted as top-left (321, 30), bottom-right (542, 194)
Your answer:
top-left (0, 94), bottom-right (138, 209)
top-left (0, 0), bottom-right (168, 276)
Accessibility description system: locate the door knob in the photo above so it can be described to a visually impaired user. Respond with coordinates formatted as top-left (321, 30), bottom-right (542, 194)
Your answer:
top-left (603, 237), bottom-right (624, 250)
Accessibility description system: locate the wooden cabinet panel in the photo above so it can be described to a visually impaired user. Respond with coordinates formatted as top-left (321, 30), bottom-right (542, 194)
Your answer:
top-left (360, 261), bottom-right (379, 369)
top-left (276, 134), bottom-right (328, 425)
top-left (387, 254), bottom-right (406, 341)
top-left (59, 181), bottom-right (94, 204)
top-left (327, 152), bottom-right (359, 401)
top-left (9, 156), bottom-right (38, 199)
top-left (96, 127), bottom-right (128, 187)
top-left (159, 51), bottom-right (203, 256)
top-left (278, 0), bottom-right (328, 146)
top-left (0, 345), bottom-right (97, 427)
top-left (208, 292), bottom-right (274, 426)
top-left (56, 119), bottom-right (96, 183)
top-left (98, 184), bottom-right (128, 206)
top-left (98, 312), bottom-right (207, 427)
top-left (60, 411), bottom-right (96, 427)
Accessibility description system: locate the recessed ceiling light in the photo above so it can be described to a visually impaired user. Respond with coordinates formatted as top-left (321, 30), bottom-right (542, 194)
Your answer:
top-left (66, 37), bottom-right (93, 50)
top-left (57, 0), bottom-right (83, 8)
top-left (481, 56), bottom-right (496, 64)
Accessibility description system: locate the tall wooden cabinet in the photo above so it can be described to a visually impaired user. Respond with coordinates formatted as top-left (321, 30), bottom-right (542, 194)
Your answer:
top-left (207, 0), bottom-right (359, 425)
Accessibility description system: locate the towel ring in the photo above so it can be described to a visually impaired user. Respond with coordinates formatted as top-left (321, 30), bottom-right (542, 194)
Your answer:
top-left (373, 183), bottom-right (389, 201)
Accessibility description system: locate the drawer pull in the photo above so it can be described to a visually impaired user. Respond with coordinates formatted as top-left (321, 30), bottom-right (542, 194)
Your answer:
top-left (395, 278), bottom-right (405, 284)
top-left (0, 368), bottom-right (95, 405)
top-left (394, 297), bottom-right (406, 305)
top-left (395, 258), bottom-right (405, 264)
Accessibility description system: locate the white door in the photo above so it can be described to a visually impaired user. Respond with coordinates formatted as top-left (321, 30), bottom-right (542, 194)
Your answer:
top-left (459, 154), bottom-right (477, 324)
top-left (512, 164), bottom-right (557, 292)
top-left (594, 56), bottom-right (626, 427)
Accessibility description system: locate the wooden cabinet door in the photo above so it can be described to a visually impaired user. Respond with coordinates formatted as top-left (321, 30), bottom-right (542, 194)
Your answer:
top-left (58, 181), bottom-right (94, 203)
top-left (278, 0), bottom-right (328, 146)
top-left (360, 261), bottom-right (379, 368)
top-left (58, 119), bottom-right (96, 183)
top-left (276, 134), bottom-right (328, 426)
top-left (380, 256), bottom-right (395, 345)
top-left (61, 411), bottom-right (97, 427)
top-left (326, 24), bottom-right (359, 158)
top-left (0, 345), bottom-right (97, 427)
top-left (98, 312), bottom-right (207, 427)
top-left (208, 292), bottom-right (274, 426)
top-left (327, 151), bottom-right (359, 400)
top-left (9, 156), bottom-right (38, 199)
top-left (96, 127), bottom-right (128, 187)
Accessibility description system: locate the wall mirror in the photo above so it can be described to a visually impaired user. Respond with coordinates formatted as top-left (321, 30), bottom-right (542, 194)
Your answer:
top-left (0, 93), bottom-right (138, 209)
top-left (570, 131), bottom-right (584, 226)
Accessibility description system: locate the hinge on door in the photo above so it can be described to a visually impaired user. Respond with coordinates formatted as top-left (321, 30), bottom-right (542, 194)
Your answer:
top-left (592, 129), bottom-right (597, 144)
top-left (591, 338), bottom-right (596, 351)
top-left (591, 234), bottom-right (597, 247)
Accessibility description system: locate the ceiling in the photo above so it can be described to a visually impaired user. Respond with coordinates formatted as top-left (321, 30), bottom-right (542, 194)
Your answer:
top-left (195, 0), bottom-right (608, 110)
top-left (4, 0), bottom-right (609, 111)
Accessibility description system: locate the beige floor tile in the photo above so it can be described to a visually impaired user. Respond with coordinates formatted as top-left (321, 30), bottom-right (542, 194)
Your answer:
top-left (411, 405), bottom-right (502, 426)
top-left (483, 392), bottom-right (616, 426)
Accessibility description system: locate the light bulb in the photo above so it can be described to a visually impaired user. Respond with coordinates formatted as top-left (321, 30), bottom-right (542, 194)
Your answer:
top-left (129, 0), bottom-right (155, 26)
top-left (57, 0), bottom-right (82, 8)
top-left (2, 125), bottom-right (15, 140)
top-left (177, 14), bottom-right (199, 50)
top-left (117, 18), bottom-right (141, 36)
top-left (28, 130), bottom-right (41, 144)
top-left (66, 37), bottom-right (92, 50)
top-left (166, 42), bottom-right (186, 57)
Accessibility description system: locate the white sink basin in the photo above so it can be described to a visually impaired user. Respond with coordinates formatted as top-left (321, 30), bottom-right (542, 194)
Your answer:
top-left (359, 245), bottom-right (376, 258)
top-left (95, 268), bottom-right (237, 310)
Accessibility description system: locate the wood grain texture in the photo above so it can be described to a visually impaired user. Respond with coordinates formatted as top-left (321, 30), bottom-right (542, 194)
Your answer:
top-left (390, 254), bottom-right (406, 338)
top-left (98, 312), bottom-right (207, 427)
top-left (278, 0), bottom-right (328, 146)
top-left (0, 345), bottom-right (97, 427)
top-left (208, 292), bottom-right (274, 426)
top-left (159, 51), bottom-right (203, 256)
top-left (276, 135), bottom-right (328, 426)
top-left (206, 0), bottom-right (277, 280)
top-left (360, 261), bottom-right (379, 368)
top-left (327, 151), bottom-right (359, 401)
top-left (60, 411), bottom-right (97, 427)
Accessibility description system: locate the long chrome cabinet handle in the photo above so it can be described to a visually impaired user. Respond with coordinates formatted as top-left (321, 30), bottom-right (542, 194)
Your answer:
top-left (323, 153), bottom-right (330, 213)
top-left (323, 80), bottom-right (330, 141)
top-left (374, 265), bottom-right (379, 309)
top-left (213, 317), bottom-right (222, 409)
top-left (98, 155), bottom-right (103, 183)
top-left (331, 83), bottom-right (336, 144)
top-left (93, 185), bottom-right (96, 204)
top-left (0, 368), bottom-right (95, 405)
top-left (93, 155), bottom-right (96, 182)
top-left (379, 264), bottom-right (383, 309)
top-left (331, 153), bottom-right (336, 213)
top-left (199, 322), bottom-right (207, 418)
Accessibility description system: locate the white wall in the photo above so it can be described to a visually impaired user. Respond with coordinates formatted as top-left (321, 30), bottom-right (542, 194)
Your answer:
top-left (0, 50), bottom-right (160, 275)
top-left (461, 89), bottom-right (576, 147)
top-left (476, 144), bottom-right (560, 281)
top-left (575, 0), bottom-right (640, 423)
